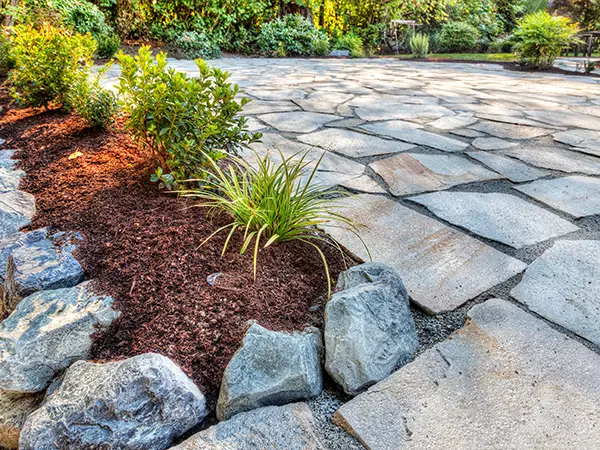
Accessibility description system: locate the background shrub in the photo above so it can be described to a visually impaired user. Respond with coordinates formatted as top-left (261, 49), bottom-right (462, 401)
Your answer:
top-left (8, 24), bottom-right (96, 108)
top-left (116, 46), bottom-right (259, 186)
top-left (168, 31), bottom-right (221, 59)
top-left (438, 21), bottom-right (481, 52)
top-left (410, 33), bottom-right (430, 58)
top-left (333, 33), bottom-right (364, 57)
top-left (489, 34), bottom-right (516, 52)
top-left (67, 64), bottom-right (118, 128)
top-left (513, 11), bottom-right (579, 69)
top-left (0, 30), bottom-right (15, 76)
top-left (257, 15), bottom-right (329, 57)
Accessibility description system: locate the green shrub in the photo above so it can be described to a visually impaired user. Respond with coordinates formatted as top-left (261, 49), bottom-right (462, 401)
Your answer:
top-left (8, 24), bottom-right (96, 109)
top-left (333, 33), bottom-right (364, 58)
top-left (116, 46), bottom-right (259, 186)
top-left (0, 30), bottom-right (16, 77)
top-left (257, 15), bottom-right (329, 57)
top-left (168, 31), bottom-right (221, 59)
top-left (66, 64), bottom-right (118, 128)
top-left (312, 36), bottom-right (331, 56)
top-left (93, 29), bottom-right (121, 58)
top-left (438, 21), bottom-right (481, 52)
top-left (513, 11), bottom-right (579, 69)
top-left (410, 33), bottom-right (430, 57)
top-left (180, 149), bottom-right (360, 296)
top-left (489, 34), bottom-right (516, 53)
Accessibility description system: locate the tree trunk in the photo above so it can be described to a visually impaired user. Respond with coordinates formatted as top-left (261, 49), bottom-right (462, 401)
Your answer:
top-left (3, 0), bottom-right (18, 27)
top-left (278, 1), bottom-right (314, 22)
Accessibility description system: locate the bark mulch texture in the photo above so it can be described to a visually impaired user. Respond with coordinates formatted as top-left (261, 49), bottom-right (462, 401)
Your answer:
top-left (0, 88), bottom-right (348, 407)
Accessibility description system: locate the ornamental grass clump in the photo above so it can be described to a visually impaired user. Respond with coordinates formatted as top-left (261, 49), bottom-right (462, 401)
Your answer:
top-left (180, 150), bottom-right (366, 297)
top-left (410, 33), bottom-right (430, 58)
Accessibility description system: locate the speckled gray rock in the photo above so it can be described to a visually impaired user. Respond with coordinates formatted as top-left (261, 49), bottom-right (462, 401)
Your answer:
top-left (325, 263), bottom-right (417, 395)
top-left (0, 282), bottom-right (119, 393)
top-left (0, 168), bottom-right (24, 192)
top-left (0, 191), bottom-right (35, 239)
top-left (0, 392), bottom-right (43, 450)
top-left (20, 353), bottom-right (207, 450)
top-left (173, 402), bottom-right (325, 450)
top-left (217, 324), bottom-right (323, 421)
top-left (330, 49), bottom-right (350, 57)
top-left (0, 151), bottom-right (17, 170)
top-left (467, 151), bottom-right (549, 182)
top-left (0, 228), bottom-right (50, 284)
top-left (1, 229), bottom-right (84, 316)
top-left (335, 299), bottom-right (600, 450)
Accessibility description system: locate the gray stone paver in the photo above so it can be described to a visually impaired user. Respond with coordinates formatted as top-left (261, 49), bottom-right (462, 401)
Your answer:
top-left (467, 151), bottom-right (549, 182)
top-left (470, 120), bottom-right (552, 139)
top-left (335, 298), bottom-right (600, 450)
top-left (362, 122), bottom-right (469, 152)
top-left (502, 146), bottom-right (600, 175)
top-left (409, 192), bottom-right (578, 248)
top-left (514, 175), bottom-right (600, 218)
top-left (511, 241), bottom-right (600, 346)
top-left (257, 112), bottom-right (339, 133)
top-left (471, 137), bottom-right (518, 151)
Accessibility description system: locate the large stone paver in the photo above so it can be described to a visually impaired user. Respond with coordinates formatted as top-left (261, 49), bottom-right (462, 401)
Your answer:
top-left (362, 122), bottom-right (469, 152)
top-left (467, 151), bottom-right (549, 182)
top-left (515, 175), bottom-right (600, 218)
top-left (257, 112), bottom-right (339, 133)
top-left (323, 195), bottom-right (526, 314)
top-left (511, 240), bottom-right (600, 346)
top-left (553, 129), bottom-right (600, 157)
top-left (409, 192), bottom-right (578, 248)
top-left (470, 121), bottom-right (551, 139)
top-left (355, 104), bottom-right (453, 121)
top-left (503, 146), bottom-right (600, 175)
top-left (335, 299), bottom-right (600, 450)
top-left (370, 153), bottom-right (501, 196)
top-left (525, 109), bottom-right (600, 131)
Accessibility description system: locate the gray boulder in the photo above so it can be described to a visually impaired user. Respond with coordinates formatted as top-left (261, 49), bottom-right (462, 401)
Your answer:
top-left (2, 229), bottom-right (84, 316)
top-left (0, 281), bottom-right (119, 393)
top-left (325, 263), bottom-right (418, 395)
top-left (0, 168), bottom-right (24, 192)
top-left (173, 402), bottom-right (325, 450)
top-left (217, 323), bottom-right (323, 421)
top-left (0, 151), bottom-right (16, 170)
top-left (330, 49), bottom-right (350, 57)
top-left (0, 392), bottom-right (43, 450)
top-left (20, 353), bottom-right (208, 450)
top-left (0, 190), bottom-right (35, 240)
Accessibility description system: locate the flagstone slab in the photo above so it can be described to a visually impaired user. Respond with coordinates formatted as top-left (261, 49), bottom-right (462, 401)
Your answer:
top-left (294, 92), bottom-right (353, 114)
top-left (257, 112), bottom-right (339, 133)
top-left (409, 192), bottom-right (578, 249)
top-left (525, 110), bottom-right (600, 131)
top-left (514, 176), bottom-right (600, 218)
top-left (450, 129), bottom-right (484, 138)
top-left (467, 151), bottom-right (549, 182)
top-left (355, 104), bottom-right (454, 122)
top-left (471, 137), bottom-right (518, 151)
top-left (502, 147), bottom-right (600, 175)
top-left (552, 129), bottom-right (600, 157)
top-left (334, 298), bottom-right (600, 450)
top-left (297, 128), bottom-right (414, 158)
top-left (361, 122), bottom-right (468, 152)
top-left (428, 113), bottom-right (477, 130)
top-left (511, 240), bottom-right (600, 346)
top-left (246, 89), bottom-right (307, 101)
top-left (322, 195), bottom-right (526, 314)
top-left (370, 153), bottom-right (501, 196)
top-left (242, 100), bottom-right (300, 115)
top-left (470, 121), bottom-right (551, 139)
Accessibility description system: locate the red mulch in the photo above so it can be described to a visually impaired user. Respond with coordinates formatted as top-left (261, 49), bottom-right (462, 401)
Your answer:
top-left (0, 87), bottom-right (349, 408)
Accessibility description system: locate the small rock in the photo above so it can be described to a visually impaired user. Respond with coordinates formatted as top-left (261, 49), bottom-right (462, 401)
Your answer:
top-left (0, 151), bottom-right (16, 170)
top-left (0, 281), bottom-right (119, 393)
top-left (217, 323), bottom-right (323, 421)
top-left (330, 49), bottom-right (350, 57)
top-left (0, 190), bottom-right (35, 240)
top-left (0, 168), bottom-right (24, 192)
top-left (20, 353), bottom-right (207, 450)
top-left (0, 392), bottom-right (43, 450)
top-left (173, 402), bottom-right (325, 450)
top-left (325, 263), bottom-right (418, 395)
top-left (2, 229), bottom-right (84, 316)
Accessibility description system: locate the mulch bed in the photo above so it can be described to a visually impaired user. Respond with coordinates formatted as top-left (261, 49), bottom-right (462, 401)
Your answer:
top-left (0, 86), bottom-right (349, 408)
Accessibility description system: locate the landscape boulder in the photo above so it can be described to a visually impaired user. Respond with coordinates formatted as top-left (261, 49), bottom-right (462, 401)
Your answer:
top-left (324, 262), bottom-right (418, 395)
top-left (0, 392), bottom-right (43, 450)
top-left (0, 281), bottom-right (119, 393)
top-left (20, 353), bottom-right (208, 450)
top-left (173, 402), bottom-right (325, 450)
top-left (0, 151), bottom-right (16, 170)
top-left (0, 190), bottom-right (35, 240)
top-left (217, 323), bottom-right (323, 421)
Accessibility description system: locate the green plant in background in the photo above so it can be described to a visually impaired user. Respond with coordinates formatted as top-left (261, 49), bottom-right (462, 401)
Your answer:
top-left (333, 32), bottom-right (364, 57)
top-left (488, 34), bottom-right (516, 52)
top-left (257, 14), bottom-right (329, 57)
top-left (168, 30), bottom-right (221, 59)
top-left (513, 11), bottom-right (579, 69)
top-left (409, 33), bottom-right (430, 57)
top-left (438, 21), bottom-right (481, 52)
top-left (181, 149), bottom-right (364, 297)
top-left (66, 63), bottom-right (118, 128)
top-left (8, 23), bottom-right (96, 109)
top-left (0, 29), bottom-right (15, 76)
top-left (116, 46), bottom-right (260, 187)
top-left (312, 35), bottom-right (331, 56)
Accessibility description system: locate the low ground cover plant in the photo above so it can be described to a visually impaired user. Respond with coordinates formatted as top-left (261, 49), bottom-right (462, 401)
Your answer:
top-left (410, 33), bottom-right (430, 57)
top-left (116, 46), bottom-right (259, 187)
top-left (181, 150), bottom-right (363, 297)
top-left (257, 14), bottom-right (330, 57)
top-left (513, 11), bottom-right (579, 68)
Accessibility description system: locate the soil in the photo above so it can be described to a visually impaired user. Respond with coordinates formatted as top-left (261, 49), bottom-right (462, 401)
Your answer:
top-left (0, 87), bottom-right (349, 408)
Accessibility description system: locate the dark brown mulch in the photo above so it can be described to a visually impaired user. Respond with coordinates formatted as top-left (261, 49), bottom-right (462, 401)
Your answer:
top-left (0, 87), bottom-right (349, 408)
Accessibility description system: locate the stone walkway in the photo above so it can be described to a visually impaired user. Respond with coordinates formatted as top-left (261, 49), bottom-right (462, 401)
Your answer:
top-left (103, 58), bottom-right (600, 448)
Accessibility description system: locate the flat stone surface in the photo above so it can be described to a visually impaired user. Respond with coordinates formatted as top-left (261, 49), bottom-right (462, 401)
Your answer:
top-left (502, 146), bottom-right (600, 175)
top-left (553, 129), bottom-right (600, 157)
top-left (428, 113), bottom-right (477, 130)
top-left (370, 153), bottom-right (501, 196)
top-left (0, 191), bottom-right (35, 239)
top-left (257, 112), bottom-right (339, 133)
top-left (362, 122), bottom-right (468, 152)
top-left (355, 104), bottom-right (454, 121)
top-left (322, 195), bottom-right (526, 314)
top-left (173, 403), bottom-right (325, 450)
top-left (450, 128), bottom-right (484, 138)
top-left (525, 109), bottom-right (600, 131)
top-left (298, 128), bottom-right (414, 158)
top-left (511, 240), bottom-right (600, 346)
top-left (246, 89), bottom-right (307, 101)
top-left (409, 192), bottom-right (578, 249)
top-left (514, 175), bottom-right (600, 218)
top-left (471, 137), bottom-right (518, 150)
top-left (470, 121), bottom-right (551, 139)
top-left (467, 151), bottom-right (550, 182)
top-left (242, 100), bottom-right (300, 115)
top-left (294, 92), bottom-right (353, 114)
top-left (335, 299), bottom-right (600, 450)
